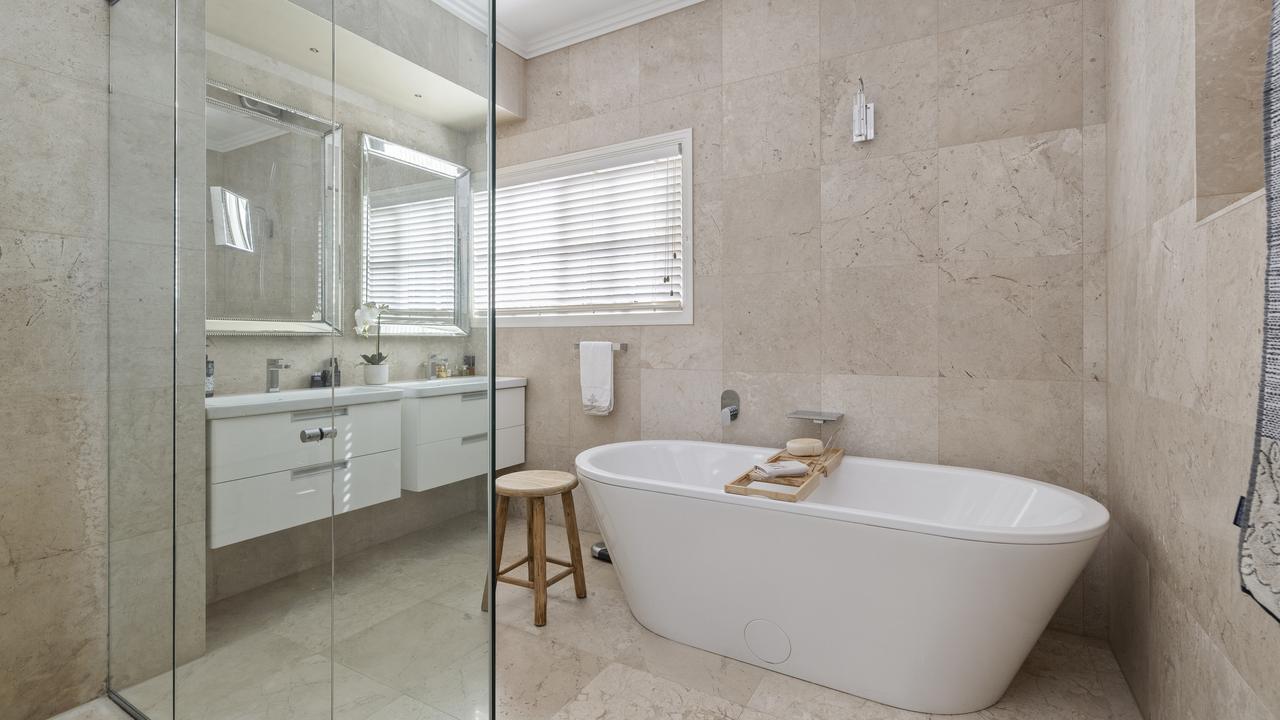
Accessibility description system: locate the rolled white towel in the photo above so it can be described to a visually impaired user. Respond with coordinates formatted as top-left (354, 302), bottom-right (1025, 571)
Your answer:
top-left (754, 460), bottom-right (810, 478)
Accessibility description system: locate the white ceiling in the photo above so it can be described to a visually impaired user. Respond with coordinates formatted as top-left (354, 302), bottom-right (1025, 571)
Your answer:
top-left (435, 0), bottom-right (705, 58)
top-left (209, 0), bottom-right (494, 129)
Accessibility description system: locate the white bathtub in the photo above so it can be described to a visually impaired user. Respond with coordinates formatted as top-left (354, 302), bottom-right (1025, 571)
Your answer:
top-left (574, 441), bottom-right (1109, 715)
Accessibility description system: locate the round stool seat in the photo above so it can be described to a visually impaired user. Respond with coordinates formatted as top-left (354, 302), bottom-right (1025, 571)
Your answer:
top-left (497, 470), bottom-right (577, 498)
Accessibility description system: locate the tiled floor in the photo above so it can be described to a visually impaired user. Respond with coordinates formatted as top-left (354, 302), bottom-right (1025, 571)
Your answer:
top-left (112, 511), bottom-right (1142, 720)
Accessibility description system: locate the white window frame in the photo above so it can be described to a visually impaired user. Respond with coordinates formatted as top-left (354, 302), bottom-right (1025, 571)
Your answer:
top-left (489, 129), bottom-right (694, 328)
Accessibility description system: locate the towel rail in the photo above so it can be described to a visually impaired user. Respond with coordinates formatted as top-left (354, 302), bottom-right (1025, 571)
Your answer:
top-left (573, 342), bottom-right (628, 352)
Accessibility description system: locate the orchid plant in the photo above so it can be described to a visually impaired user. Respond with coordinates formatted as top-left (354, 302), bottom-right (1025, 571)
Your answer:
top-left (354, 302), bottom-right (390, 365)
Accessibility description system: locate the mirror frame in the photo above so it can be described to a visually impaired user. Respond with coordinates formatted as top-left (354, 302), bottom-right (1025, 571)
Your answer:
top-left (204, 82), bottom-right (344, 336)
top-left (359, 133), bottom-right (473, 337)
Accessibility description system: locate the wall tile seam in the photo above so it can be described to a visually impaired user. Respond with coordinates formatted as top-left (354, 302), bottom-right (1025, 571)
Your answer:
top-left (1142, 546), bottom-right (1279, 720)
top-left (934, 0), bottom-right (1085, 38)
top-left (0, 224), bottom-right (107, 245)
top-left (2, 539), bottom-right (109, 574)
top-left (814, 28), bottom-right (941, 73)
top-left (0, 54), bottom-right (109, 95)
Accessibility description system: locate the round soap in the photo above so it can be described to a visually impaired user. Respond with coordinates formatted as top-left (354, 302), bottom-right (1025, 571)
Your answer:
top-left (786, 438), bottom-right (824, 456)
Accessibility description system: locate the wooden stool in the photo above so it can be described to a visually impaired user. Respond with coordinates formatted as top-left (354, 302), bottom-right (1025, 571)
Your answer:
top-left (481, 470), bottom-right (587, 626)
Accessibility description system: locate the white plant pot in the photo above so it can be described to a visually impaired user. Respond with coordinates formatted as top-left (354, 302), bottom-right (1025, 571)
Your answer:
top-left (364, 363), bottom-right (389, 385)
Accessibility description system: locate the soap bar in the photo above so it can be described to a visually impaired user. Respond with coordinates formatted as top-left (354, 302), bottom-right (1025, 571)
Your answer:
top-left (786, 438), bottom-right (824, 456)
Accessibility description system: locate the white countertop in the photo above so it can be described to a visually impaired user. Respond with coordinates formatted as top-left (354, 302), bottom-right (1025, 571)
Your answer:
top-left (205, 377), bottom-right (528, 419)
top-left (390, 376), bottom-right (527, 397)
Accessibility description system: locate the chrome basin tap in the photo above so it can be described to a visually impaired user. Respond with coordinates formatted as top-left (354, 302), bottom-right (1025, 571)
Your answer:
top-left (266, 358), bottom-right (291, 393)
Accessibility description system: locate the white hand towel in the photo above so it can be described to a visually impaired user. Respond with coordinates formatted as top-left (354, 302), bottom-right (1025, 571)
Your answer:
top-left (579, 341), bottom-right (614, 416)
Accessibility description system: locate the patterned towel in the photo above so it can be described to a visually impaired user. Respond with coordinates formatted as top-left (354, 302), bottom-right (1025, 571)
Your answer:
top-left (1242, 0), bottom-right (1280, 622)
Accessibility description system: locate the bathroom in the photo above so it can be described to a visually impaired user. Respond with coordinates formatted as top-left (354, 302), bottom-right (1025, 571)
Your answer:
top-left (3, 0), bottom-right (1280, 718)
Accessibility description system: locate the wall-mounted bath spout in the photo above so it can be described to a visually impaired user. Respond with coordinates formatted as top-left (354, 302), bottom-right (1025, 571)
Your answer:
top-left (721, 389), bottom-right (740, 427)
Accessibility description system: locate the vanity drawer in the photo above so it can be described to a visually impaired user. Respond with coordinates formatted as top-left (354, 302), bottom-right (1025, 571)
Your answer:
top-left (209, 449), bottom-right (402, 548)
top-left (334, 449), bottom-right (401, 514)
top-left (409, 432), bottom-right (489, 492)
top-left (413, 390), bottom-right (488, 444)
top-left (411, 387), bottom-right (525, 445)
top-left (209, 400), bottom-right (400, 484)
top-left (210, 466), bottom-right (331, 548)
top-left (403, 425), bottom-right (525, 492)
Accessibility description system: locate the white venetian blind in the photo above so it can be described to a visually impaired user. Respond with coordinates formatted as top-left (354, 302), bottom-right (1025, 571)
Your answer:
top-left (475, 138), bottom-right (686, 319)
top-left (364, 188), bottom-right (457, 322)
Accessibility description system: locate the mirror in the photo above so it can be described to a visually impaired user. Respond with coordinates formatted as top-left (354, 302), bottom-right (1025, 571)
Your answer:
top-left (205, 82), bottom-right (342, 335)
top-left (360, 133), bottom-right (472, 336)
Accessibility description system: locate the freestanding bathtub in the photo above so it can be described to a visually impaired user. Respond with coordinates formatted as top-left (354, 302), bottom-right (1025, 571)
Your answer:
top-left (574, 441), bottom-right (1109, 715)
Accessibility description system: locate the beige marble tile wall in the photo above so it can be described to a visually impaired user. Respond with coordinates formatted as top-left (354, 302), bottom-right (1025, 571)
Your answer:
top-left (106, 0), bottom-right (210, 695)
top-left (1194, 0), bottom-right (1269, 218)
top-left (495, 0), bottom-right (1109, 638)
top-left (1106, 0), bottom-right (1280, 717)
top-left (0, 3), bottom-right (111, 716)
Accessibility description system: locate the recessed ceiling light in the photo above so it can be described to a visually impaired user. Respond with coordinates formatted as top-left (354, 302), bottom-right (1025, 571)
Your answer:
top-left (309, 47), bottom-right (319, 53)
top-left (414, 93), bottom-right (423, 98)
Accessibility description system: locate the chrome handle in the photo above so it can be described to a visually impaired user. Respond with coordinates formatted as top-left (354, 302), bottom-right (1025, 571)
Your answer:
top-left (299, 426), bottom-right (337, 443)
top-left (291, 407), bottom-right (347, 423)
top-left (461, 391), bottom-right (487, 401)
top-left (461, 432), bottom-right (487, 444)
top-left (291, 460), bottom-right (349, 479)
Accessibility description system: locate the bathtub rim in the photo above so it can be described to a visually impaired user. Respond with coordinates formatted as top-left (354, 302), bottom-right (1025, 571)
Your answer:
top-left (575, 440), bottom-right (1109, 546)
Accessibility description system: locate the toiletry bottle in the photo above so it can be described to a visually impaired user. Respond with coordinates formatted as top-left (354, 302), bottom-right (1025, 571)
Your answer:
top-left (311, 372), bottom-right (324, 388)
top-left (332, 358), bottom-right (342, 387)
top-left (320, 369), bottom-right (331, 387)
top-left (205, 356), bottom-right (215, 398)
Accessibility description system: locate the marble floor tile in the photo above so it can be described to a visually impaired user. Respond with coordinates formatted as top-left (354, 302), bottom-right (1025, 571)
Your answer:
top-left (496, 625), bottom-right (610, 720)
top-left (334, 599), bottom-right (489, 716)
top-left (615, 631), bottom-right (769, 707)
top-left (165, 513), bottom-right (1139, 720)
top-left (49, 699), bottom-right (131, 720)
top-left (551, 663), bottom-right (745, 720)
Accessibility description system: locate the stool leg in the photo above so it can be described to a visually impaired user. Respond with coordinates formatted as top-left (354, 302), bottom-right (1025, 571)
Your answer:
top-left (526, 501), bottom-right (536, 582)
top-left (530, 496), bottom-right (547, 626)
top-left (561, 490), bottom-right (588, 599)
top-left (482, 495), bottom-right (510, 611)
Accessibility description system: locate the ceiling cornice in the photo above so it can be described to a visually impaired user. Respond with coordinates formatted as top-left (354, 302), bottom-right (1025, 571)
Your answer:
top-left (432, 0), bottom-right (526, 56)
top-left (519, 0), bottom-right (704, 57)
top-left (433, 0), bottom-right (705, 59)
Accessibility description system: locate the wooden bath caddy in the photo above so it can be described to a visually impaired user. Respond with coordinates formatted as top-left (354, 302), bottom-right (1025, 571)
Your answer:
top-left (724, 447), bottom-right (844, 502)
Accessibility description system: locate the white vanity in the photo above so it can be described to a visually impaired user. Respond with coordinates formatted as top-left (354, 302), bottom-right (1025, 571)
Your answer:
top-left (396, 377), bottom-right (526, 492)
top-left (204, 379), bottom-right (527, 548)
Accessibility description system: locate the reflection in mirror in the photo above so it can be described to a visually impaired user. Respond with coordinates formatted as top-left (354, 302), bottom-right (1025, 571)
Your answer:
top-left (209, 186), bottom-right (255, 252)
top-left (361, 134), bottom-right (472, 336)
top-left (205, 82), bottom-right (342, 335)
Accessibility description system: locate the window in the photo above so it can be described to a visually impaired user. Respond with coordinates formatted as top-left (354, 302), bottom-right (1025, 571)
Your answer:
top-left (477, 129), bottom-right (693, 326)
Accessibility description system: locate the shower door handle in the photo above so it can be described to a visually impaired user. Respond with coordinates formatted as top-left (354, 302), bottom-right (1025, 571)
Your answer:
top-left (299, 426), bottom-right (337, 443)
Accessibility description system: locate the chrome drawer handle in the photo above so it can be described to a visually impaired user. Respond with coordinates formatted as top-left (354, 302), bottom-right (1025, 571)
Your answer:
top-left (292, 407), bottom-right (347, 422)
top-left (292, 460), bottom-right (349, 479)
top-left (299, 426), bottom-right (337, 443)
top-left (461, 391), bottom-right (487, 401)
top-left (461, 432), bottom-right (487, 444)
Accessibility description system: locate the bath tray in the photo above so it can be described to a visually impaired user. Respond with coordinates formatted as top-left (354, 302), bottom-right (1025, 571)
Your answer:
top-left (724, 447), bottom-right (844, 502)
